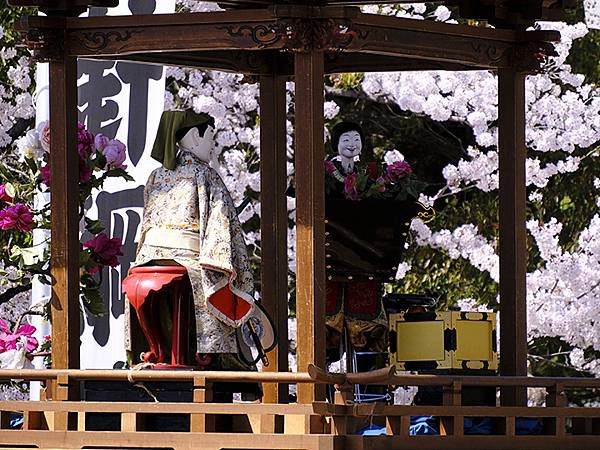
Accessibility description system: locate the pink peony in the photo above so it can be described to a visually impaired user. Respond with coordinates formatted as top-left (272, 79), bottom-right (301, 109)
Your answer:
top-left (386, 160), bottom-right (412, 182)
top-left (0, 184), bottom-right (13, 203)
top-left (77, 122), bottom-right (94, 159)
top-left (39, 121), bottom-right (50, 152)
top-left (83, 233), bottom-right (123, 267)
top-left (94, 133), bottom-right (109, 151)
top-left (40, 164), bottom-right (51, 186)
top-left (0, 203), bottom-right (34, 232)
top-left (0, 320), bottom-right (38, 353)
top-left (343, 173), bottom-right (361, 201)
top-left (103, 139), bottom-right (127, 169)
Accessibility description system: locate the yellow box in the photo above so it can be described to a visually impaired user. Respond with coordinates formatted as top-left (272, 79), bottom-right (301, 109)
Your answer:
top-left (389, 311), bottom-right (498, 371)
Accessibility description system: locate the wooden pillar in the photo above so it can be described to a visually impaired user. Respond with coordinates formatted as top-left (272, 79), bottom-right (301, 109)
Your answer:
top-left (294, 50), bottom-right (326, 403)
top-left (49, 51), bottom-right (80, 372)
top-left (497, 68), bottom-right (527, 406)
top-left (260, 62), bottom-right (289, 407)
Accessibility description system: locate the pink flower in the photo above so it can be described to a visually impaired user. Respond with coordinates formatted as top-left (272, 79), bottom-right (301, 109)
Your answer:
top-left (0, 203), bottom-right (34, 232)
top-left (39, 121), bottom-right (50, 153)
top-left (77, 122), bottom-right (94, 159)
top-left (103, 139), bottom-right (127, 169)
top-left (386, 160), bottom-right (412, 182)
top-left (0, 184), bottom-right (13, 203)
top-left (94, 133), bottom-right (109, 151)
top-left (343, 173), bottom-right (361, 201)
top-left (0, 320), bottom-right (38, 353)
top-left (325, 160), bottom-right (336, 176)
top-left (83, 233), bottom-right (123, 267)
top-left (40, 164), bottom-right (51, 186)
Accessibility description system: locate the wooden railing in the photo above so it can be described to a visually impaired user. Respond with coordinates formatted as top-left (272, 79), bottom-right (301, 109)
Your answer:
top-left (0, 367), bottom-right (598, 450)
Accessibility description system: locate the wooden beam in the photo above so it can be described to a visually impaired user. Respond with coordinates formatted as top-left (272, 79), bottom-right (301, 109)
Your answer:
top-left (294, 50), bottom-right (326, 404)
top-left (325, 53), bottom-right (480, 73)
top-left (497, 68), bottom-right (528, 406)
top-left (61, 10), bottom-right (282, 57)
top-left (16, 7), bottom-right (558, 71)
top-left (49, 52), bottom-right (80, 374)
top-left (348, 16), bottom-right (559, 70)
top-left (260, 62), bottom-right (289, 407)
top-left (111, 50), bottom-right (275, 75)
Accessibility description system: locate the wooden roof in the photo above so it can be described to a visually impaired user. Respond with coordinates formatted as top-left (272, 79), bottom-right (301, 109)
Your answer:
top-left (14, 5), bottom-right (561, 74)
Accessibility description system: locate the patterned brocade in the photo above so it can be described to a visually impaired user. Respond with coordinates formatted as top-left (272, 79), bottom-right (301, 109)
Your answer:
top-left (132, 152), bottom-right (254, 354)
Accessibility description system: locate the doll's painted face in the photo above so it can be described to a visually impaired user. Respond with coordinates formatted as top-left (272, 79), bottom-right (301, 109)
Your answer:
top-left (179, 125), bottom-right (215, 162)
top-left (337, 130), bottom-right (362, 160)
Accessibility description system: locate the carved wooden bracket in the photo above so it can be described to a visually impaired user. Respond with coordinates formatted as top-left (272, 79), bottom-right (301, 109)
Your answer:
top-left (74, 29), bottom-right (143, 53)
top-left (219, 18), bottom-right (369, 52)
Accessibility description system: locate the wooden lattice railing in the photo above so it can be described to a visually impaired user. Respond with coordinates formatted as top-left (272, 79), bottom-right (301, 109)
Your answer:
top-left (0, 367), bottom-right (598, 450)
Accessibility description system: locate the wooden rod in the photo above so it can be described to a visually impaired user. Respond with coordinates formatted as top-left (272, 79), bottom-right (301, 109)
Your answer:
top-left (260, 67), bottom-right (290, 405)
top-left (1, 369), bottom-right (600, 389)
top-left (498, 68), bottom-right (528, 406)
top-left (293, 50), bottom-right (326, 404)
top-left (49, 51), bottom-right (80, 375)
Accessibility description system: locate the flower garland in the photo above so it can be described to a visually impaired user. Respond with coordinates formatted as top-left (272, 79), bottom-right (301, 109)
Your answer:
top-left (1, 121), bottom-right (133, 316)
top-left (325, 153), bottom-right (426, 202)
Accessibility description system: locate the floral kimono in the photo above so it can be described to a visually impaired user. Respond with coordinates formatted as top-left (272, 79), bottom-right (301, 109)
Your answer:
top-left (133, 151), bottom-right (254, 354)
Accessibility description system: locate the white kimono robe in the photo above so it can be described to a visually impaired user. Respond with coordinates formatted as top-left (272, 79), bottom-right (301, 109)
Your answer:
top-left (133, 151), bottom-right (254, 353)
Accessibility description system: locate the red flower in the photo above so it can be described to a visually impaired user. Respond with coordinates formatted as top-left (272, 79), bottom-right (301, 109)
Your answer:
top-left (77, 122), bottom-right (94, 159)
top-left (0, 184), bottom-right (13, 203)
top-left (83, 233), bottom-right (123, 267)
top-left (40, 164), bottom-right (51, 186)
top-left (343, 173), bottom-right (361, 201)
top-left (366, 162), bottom-right (379, 180)
top-left (324, 160), bottom-right (336, 176)
top-left (385, 160), bottom-right (412, 182)
top-left (0, 203), bottom-right (34, 232)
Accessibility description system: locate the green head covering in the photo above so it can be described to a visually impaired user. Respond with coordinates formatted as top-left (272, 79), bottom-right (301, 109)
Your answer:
top-left (151, 110), bottom-right (214, 170)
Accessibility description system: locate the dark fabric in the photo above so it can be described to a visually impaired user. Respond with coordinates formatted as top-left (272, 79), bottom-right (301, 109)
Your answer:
top-left (151, 110), bottom-right (213, 170)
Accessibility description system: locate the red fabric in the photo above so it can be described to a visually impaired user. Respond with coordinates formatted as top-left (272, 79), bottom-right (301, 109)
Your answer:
top-left (326, 281), bottom-right (341, 314)
top-left (346, 281), bottom-right (379, 316)
top-left (208, 286), bottom-right (252, 322)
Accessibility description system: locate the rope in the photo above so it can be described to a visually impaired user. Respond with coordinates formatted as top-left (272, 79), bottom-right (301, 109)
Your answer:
top-left (127, 362), bottom-right (160, 403)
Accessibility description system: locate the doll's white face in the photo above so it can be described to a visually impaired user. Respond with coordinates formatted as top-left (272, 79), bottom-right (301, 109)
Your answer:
top-left (178, 125), bottom-right (215, 162)
top-left (337, 130), bottom-right (362, 160)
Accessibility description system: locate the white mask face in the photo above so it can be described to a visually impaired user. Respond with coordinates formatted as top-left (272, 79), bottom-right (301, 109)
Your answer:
top-left (337, 130), bottom-right (362, 160)
top-left (178, 125), bottom-right (215, 162)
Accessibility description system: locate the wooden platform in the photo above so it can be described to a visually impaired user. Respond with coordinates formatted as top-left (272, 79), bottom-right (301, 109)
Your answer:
top-left (0, 368), bottom-right (599, 449)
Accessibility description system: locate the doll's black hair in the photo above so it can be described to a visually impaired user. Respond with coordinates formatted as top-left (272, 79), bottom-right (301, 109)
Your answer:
top-left (176, 116), bottom-right (216, 142)
top-left (330, 121), bottom-right (364, 153)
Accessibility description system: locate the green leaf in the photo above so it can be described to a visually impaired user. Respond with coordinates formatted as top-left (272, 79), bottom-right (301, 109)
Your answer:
top-left (81, 288), bottom-right (105, 316)
top-left (84, 217), bottom-right (105, 234)
top-left (25, 157), bottom-right (39, 175)
top-left (107, 168), bottom-right (134, 182)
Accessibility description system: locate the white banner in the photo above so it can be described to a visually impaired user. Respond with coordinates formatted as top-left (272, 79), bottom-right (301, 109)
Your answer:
top-left (33, 1), bottom-right (175, 372)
